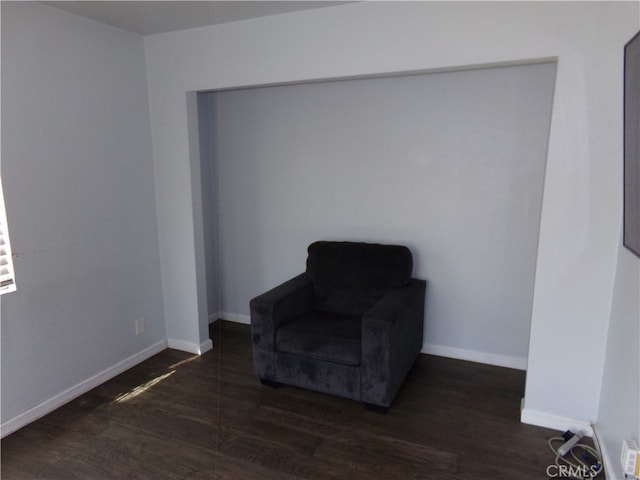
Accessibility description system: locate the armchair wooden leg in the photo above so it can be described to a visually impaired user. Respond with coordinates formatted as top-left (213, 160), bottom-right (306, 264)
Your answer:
top-left (364, 403), bottom-right (389, 414)
top-left (259, 378), bottom-right (281, 388)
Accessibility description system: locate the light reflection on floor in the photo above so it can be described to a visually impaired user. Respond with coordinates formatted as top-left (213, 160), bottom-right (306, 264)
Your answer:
top-left (114, 370), bottom-right (176, 403)
top-left (113, 352), bottom-right (203, 404)
top-left (169, 354), bottom-right (201, 370)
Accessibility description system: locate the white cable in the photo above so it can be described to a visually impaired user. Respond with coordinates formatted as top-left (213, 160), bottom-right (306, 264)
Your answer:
top-left (548, 436), bottom-right (603, 480)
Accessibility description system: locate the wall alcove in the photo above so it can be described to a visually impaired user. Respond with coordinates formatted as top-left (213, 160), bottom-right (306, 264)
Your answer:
top-left (194, 61), bottom-right (557, 370)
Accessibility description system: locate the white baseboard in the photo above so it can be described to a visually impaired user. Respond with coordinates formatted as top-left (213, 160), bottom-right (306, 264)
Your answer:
top-left (0, 339), bottom-right (168, 439)
top-left (591, 423), bottom-right (616, 480)
top-left (215, 311), bottom-right (250, 325)
top-left (422, 342), bottom-right (527, 370)
top-left (520, 400), bottom-right (594, 436)
top-left (167, 338), bottom-right (213, 355)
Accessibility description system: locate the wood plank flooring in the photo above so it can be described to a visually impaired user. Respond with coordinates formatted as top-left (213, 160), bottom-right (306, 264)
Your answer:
top-left (2, 320), bottom-right (574, 479)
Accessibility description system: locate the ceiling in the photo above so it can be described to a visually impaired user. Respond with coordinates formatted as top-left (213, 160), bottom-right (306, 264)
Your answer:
top-left (41, 1), bottom-right (353, 36)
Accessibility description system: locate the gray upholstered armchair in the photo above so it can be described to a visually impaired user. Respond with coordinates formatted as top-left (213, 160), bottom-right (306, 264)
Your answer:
top-left (249, 241), bottom-right (426, 411)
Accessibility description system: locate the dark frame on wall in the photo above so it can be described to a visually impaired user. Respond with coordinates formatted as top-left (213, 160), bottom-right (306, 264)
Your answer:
top-left (624, 30), bottom-right (640, 258)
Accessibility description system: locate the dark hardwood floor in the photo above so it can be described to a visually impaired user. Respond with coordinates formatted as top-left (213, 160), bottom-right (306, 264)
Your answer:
top-left (2, 321), bottom-right (572, 479)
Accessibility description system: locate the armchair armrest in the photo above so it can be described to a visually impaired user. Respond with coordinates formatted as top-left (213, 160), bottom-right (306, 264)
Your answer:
top-left (361, 278), bottom-right (426, 407)
top-left (249, 273), bottom-right (314, 380)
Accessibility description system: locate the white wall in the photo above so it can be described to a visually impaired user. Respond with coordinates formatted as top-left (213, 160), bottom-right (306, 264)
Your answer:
top-left (0, 2), bottom-right (165, 434)
top-left (198, 93), bottom-right (221, 319)
top-left (144, 0), bottom-right (638, 437)
top-left (202, 63), bottom-right (555, 368)
top-left (597, 242), bottom-right (640, 478)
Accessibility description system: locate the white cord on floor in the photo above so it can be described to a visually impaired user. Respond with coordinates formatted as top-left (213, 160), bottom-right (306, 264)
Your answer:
top-left (548, 436), bottom-right (603, 480)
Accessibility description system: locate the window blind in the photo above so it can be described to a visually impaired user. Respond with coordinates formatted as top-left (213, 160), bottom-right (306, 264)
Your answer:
top-left (0, 177), bottom-right (16, 294)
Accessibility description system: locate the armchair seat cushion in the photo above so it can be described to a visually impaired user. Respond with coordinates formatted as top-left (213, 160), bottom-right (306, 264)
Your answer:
top-left (276, 312), bottom-right (361, 366)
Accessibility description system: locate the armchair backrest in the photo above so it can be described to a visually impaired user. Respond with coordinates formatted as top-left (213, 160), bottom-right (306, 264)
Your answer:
top-left (306, 241), bottom-right (413, 316)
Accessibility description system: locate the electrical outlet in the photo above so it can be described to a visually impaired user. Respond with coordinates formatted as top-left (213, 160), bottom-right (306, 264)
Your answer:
top-left (135, 318), bottom-right (144, 335)
top-left (621, 439), bottom-right (640, 477)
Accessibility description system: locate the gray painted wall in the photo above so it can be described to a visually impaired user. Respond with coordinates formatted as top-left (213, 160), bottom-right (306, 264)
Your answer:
top-left (200, 62), bottom-right (556, 364)
top-left (0, 2), bottom-right (165, 424)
